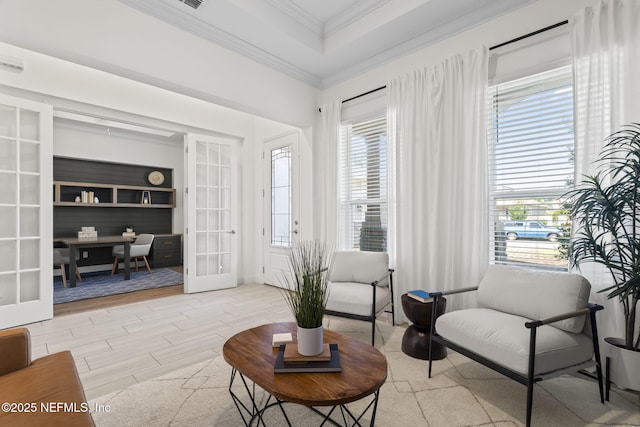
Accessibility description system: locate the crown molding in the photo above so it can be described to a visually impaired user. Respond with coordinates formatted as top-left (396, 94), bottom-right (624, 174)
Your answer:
top-left (324, 0), bottom-right (390, 37)
top-left (118, 0), bottom-right (322, 87)
top-left (265, 0), bottom-right (323, 37)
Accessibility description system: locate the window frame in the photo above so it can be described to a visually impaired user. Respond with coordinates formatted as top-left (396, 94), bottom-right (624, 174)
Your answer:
top-left (339, 114), bottom-right (388, 252)
top-left (488, 65), bottom-right (574, 271)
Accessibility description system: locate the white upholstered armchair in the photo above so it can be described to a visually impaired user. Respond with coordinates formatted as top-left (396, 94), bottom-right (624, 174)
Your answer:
top-left (324, 251), bottom-right (395, 346)
top-left (427, 265), bottom-right (604, 427)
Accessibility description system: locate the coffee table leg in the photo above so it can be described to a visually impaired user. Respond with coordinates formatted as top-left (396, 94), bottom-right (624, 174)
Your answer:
top-left (307, 390), bottom-right (379, 427)
top-left (340, 389), bottom-right (379, 427)
top-left (275, 398), bottom-right (294, 427)
top-left (229, 368), bottom-right (380, 427)
top-left (228, 368), bottom-right (268, 426)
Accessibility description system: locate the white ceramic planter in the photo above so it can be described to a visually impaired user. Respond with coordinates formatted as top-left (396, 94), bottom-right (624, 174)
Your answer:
top-left (297, 325), bottom-right (323, 356)
top-left (603, 337), bottom-right (640, 392)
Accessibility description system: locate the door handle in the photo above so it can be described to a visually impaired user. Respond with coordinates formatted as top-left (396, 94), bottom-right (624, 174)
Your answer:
top-left (225, 230), bottom-right (236, 234)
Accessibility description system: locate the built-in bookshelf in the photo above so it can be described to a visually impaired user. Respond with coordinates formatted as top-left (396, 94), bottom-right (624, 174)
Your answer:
top-left (53, 181), bottom-right (176, 208)
top-left (52, 156), bottom-right (174, 246)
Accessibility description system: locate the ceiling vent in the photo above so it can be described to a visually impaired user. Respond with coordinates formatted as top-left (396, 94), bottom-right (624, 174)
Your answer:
top-left (178, 0), bottom-right (205, 10)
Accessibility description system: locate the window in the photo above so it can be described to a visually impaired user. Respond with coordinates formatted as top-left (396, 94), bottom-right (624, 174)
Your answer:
top-left (488, 65), bottom-right (574, 271)
top-left (271, 145), bottom-right (291, 247)
top-left (340, 115), bottom-right (388, 251)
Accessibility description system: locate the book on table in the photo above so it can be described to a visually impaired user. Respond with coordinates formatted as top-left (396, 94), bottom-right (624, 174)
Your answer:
top-left (274, 344), bottom-right (341, 373)
top-left (407, 289), bottom-right (432, 303)
top-left (272, 332), bottom-right (293, 347)
top-left (283, 343), bottom-right (331, 362)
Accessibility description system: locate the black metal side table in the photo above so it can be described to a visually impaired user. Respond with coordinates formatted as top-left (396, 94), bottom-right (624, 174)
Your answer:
top-left (401, 293), bottom-right (447, 360)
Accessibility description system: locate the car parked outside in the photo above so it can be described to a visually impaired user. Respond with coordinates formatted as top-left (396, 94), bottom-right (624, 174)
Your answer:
top-left (502, 220), bottom-right (563, 242)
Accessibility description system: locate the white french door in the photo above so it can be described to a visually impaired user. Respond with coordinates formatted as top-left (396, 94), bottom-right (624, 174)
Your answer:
top-left (0, 94), bottom-right (53, 329)
top-left (184, 133), bottom-right (238, 293)
top-left (263, 131), bottom-right (300, 288)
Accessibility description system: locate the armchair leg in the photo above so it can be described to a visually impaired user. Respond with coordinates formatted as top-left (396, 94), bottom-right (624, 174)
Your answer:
top-left (427, 295), bottom-right (439, 378)
top-left (142, 256), bottom-right (152, 274)
top-left (371, 319), bottom-right (376, 346)
top-left (111, 257), bottom-right (118, 276)
top-left (75, 264), bottom-right (82, 282)
top-left (60, 264), bottom-right (67, 288)
top-left (589, 310), bottom-right (605, 404)
top-left (525, 326), bottom-right (538, 427)
top-left (526, 382), bottom-right (534, 427)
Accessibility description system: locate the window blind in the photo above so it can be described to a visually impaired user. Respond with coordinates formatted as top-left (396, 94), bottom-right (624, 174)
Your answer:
top-left (488, 65), bottom-right (574, 271)
top-left (340, 115), bottom-right (388, 252)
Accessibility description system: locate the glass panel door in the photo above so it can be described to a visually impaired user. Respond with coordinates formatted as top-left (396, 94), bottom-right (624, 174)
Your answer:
top-left (185, 133), bottom-right (238, 293)
top-left (263, 131), bottom-right (299, 288)
top-left (0, 94), bottom-right (53, 329)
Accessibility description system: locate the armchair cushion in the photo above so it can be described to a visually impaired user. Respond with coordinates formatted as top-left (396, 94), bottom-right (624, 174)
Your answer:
top-left (436, 308), bottom-right (594, 376)
top-left (476, 265), bottom-right (591, 333)
top-left (328, 251), bottom-right (389, 286)
top-left (326, 282), bottom-right (391, 317)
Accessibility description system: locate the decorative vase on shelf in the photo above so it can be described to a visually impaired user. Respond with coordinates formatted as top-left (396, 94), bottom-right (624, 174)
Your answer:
top-left (297, 325), bottom-right (324, 356)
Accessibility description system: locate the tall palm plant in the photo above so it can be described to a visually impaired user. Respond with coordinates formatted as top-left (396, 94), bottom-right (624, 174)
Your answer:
top-left (565, 123), bottom-right (640, 352)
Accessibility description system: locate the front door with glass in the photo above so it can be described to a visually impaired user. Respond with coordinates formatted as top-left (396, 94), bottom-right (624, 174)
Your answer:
top-left (263, 131), bottom-right (300, 288)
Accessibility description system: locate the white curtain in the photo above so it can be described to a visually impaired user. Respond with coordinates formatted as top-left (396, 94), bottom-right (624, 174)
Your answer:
top-left (387, 47), bottom-right (489, 321)
top-left (315, 100), bottom-right (342, 247)
top-left (572, 0), bottom-right (640, 178)
top-left (571, 0), bottom-right (640, 340)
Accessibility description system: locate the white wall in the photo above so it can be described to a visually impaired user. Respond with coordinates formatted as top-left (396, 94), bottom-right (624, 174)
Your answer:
top-left (0, 0), bottom-right (319, 128)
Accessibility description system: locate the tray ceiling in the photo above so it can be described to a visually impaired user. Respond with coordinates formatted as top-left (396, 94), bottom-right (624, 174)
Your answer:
top-left (118, 0), bottom-right (535, 88)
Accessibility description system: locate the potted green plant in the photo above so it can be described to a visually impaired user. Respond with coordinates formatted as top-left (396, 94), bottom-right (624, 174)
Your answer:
top-left (281, 240), bottom-right (333, 356)
top-left (565, 123), bottom-right (640, 391)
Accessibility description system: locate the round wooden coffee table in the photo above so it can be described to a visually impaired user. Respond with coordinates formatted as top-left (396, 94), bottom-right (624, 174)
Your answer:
top-left (223, 322), bottom-right (387, 426)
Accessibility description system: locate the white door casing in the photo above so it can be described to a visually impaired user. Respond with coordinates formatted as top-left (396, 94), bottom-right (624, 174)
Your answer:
top-left (263, 131), bottom-right (300, 289)
top-left (0, 94), bottom-right (53, 329)
top-left (184, 133), bottom-right (238, 293)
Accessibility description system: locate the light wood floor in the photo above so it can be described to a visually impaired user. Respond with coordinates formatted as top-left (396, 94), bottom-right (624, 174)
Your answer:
top-left (53, 285), bottom-right (184, 316)
top-left (28, 282), bottom-right (295, 400)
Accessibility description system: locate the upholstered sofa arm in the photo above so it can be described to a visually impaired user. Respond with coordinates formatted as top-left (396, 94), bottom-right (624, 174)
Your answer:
top-left (525, 303), bottom-right (604, 329)
top-left (0, 327), bottom-right (31, 376)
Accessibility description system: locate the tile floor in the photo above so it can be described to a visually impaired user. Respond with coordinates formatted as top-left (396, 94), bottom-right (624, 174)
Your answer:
top-left (24, 282), bottom-right (639, 426)
top-left (28, 283), bottom-right (293, 400)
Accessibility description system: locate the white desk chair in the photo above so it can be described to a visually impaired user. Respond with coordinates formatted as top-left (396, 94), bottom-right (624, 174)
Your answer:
top-left (111, 234), bottom-right (154, 275)
top-left (53, 248), bottom-right (82, 288)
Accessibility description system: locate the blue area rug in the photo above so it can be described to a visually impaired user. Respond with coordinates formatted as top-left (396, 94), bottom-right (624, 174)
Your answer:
top-left (53, 268), bottom-right (184, 304)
